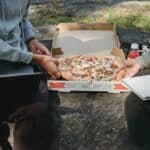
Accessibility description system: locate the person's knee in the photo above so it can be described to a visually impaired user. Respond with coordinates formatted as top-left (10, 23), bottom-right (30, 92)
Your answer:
top-left (13, 119), bottom-right (34, 145)
top-left (125, 93), bottom-right (144, 124)
top-left (13, 112), bottom-right (58, 149)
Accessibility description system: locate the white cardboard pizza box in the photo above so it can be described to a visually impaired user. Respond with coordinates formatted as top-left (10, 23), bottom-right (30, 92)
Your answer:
top-left (48, 22), bottom-right (130, 93)
top-left (47, 80), bottom-right (130, 93)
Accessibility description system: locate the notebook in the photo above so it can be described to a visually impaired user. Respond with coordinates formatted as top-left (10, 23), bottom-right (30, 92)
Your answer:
top-left (123, 75), bottom-right (150, 101)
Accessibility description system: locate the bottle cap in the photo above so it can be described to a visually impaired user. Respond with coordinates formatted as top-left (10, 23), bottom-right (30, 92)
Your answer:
top-left (131, 43), bottom-right (139, 50)
top-left (128, 50), bottom-right (140, 58)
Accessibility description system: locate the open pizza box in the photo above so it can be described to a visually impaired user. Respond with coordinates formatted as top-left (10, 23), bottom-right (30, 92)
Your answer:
top-left (48, 22), bottom-right (130, 93)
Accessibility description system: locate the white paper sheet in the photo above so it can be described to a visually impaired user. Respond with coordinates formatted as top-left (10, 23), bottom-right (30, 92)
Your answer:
top-left (123, 75), bottom-right (150, 101)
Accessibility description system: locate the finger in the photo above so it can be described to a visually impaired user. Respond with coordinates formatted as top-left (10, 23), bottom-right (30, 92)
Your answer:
top-left (54, 60), bottom-right (60, 66)
top-left (40, 46), bottom-right (50, 55)
top-left (49, 52), bottom-right (52, 56)
top-left (37, 49), bottom-right (42, 54)
top-left (54, 71), bottom-right (61, 79)
top-left (35, 43), bottom-right (50, 55)
top-left (124, 69), bottom-right (136, 78)
top-left (125, 59), bottom-right (136, 67)
top-left (46, 50), bottom-right (51, 56)
top-left (51, 74), bottom-right (57, 80)
top-left (125, 71), bottom-right (136, 78)
top-left (119, 64), bottom-right (125, 71)
top-left (116, 69), bottom-right (125, 81)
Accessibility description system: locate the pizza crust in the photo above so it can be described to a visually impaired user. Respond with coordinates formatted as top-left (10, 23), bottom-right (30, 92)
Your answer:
top-left (61, 71), bottom-right (78, 81)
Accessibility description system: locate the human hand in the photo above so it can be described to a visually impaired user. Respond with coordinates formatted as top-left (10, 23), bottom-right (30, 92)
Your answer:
top-left (29, 39), bottom-right (51, 56)
top-left (116, 59), bottom-right (141, 80)
top-left (115, 67), bottom-right (126, 81)
top-left (124, 59), bottom-right (141, 78)
top-left (9, 103), bottom-right (48, 122)
top-left (33, 54), bottom-right (61, 79)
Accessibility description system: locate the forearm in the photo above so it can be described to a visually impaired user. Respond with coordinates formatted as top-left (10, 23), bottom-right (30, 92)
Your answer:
top-left (32, 54), bottom-right (61, 79)
top-left (0, 39), bottom-right (32, 63)
top-left (136, 51), bottom-right (150, 69)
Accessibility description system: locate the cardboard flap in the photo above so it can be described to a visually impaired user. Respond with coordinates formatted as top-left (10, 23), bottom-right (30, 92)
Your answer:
top-left (111, 48), bottom-right (125, 63)
top-left (57, 22), bottom-right (115, 31)
top-left (53, 23), bottom-right (121, 56)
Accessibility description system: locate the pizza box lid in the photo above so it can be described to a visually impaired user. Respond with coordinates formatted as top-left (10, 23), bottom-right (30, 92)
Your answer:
top-left (52, 22), bottom-right (121, 57)
top-left (48, 22), bottom-right (127, 93)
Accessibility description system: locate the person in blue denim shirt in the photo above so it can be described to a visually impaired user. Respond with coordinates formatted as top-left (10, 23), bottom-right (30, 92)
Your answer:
top-left (0, 0), bottom-right (60, 149)
top-left (0, 0), bottom-right (61, 78)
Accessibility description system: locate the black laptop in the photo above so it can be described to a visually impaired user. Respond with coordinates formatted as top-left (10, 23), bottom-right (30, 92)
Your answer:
top-left (0, 62), bottom-right (44, 122)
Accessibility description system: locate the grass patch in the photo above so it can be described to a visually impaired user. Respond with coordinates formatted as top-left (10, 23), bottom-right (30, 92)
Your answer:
top-left (30, 5), bottom-right (150, 32)
top-left (107, 10), bottom-right (150, 31)
top-left (30, 16), bottom-right (74, 26)
top-left (30, 16), bottom-right (105, 26)
top-left (144, 4), bottom-right (150, 11)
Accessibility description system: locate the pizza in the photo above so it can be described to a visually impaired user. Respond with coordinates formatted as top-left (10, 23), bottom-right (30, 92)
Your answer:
top-left (59, 55), bottom-right (122, 81)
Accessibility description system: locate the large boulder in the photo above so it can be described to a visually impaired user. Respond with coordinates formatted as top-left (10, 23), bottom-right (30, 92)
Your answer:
top-left (30, 0), bottom-right (150, 17)
top-left (30, 0), bottom-right (98, 17)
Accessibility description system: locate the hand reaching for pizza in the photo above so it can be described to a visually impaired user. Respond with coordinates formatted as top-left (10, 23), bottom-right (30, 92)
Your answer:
top-left (124, 59), bottom-right (141, 77)
top-left (29, 39), bottom-right (51, 56)
top-left (116, 59), bottom-right (141, 81)
top-left (116, 67), bottom-right (126, 81)
top-left (33, 55), bottom-right (61, 79)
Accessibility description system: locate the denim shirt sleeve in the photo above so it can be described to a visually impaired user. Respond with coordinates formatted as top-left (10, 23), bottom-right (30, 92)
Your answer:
top-left (0, 39), bottom-right (33, 63)
top-left (22, 1), bottom-right (36, 41)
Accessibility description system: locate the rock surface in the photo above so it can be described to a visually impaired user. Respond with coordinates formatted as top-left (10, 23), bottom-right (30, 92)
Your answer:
top-left (54, 92), bottom-right (130, 150)
top-left (30, 0), bottom-right (150, 17)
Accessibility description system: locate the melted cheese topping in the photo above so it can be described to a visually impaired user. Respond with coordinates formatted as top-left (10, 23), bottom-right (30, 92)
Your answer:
top-left (60, 55), bottom-right (121, 81)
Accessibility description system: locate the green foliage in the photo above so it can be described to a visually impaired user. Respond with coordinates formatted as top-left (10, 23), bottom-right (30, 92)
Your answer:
top-left (30, 16), bottom-right (74, 26)
top-left (136, 15), bottom-right (150, 31)
top-left (144, 4), bottom-right (150, 11)
top-left (107, 10), bottom-right (150, 31)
